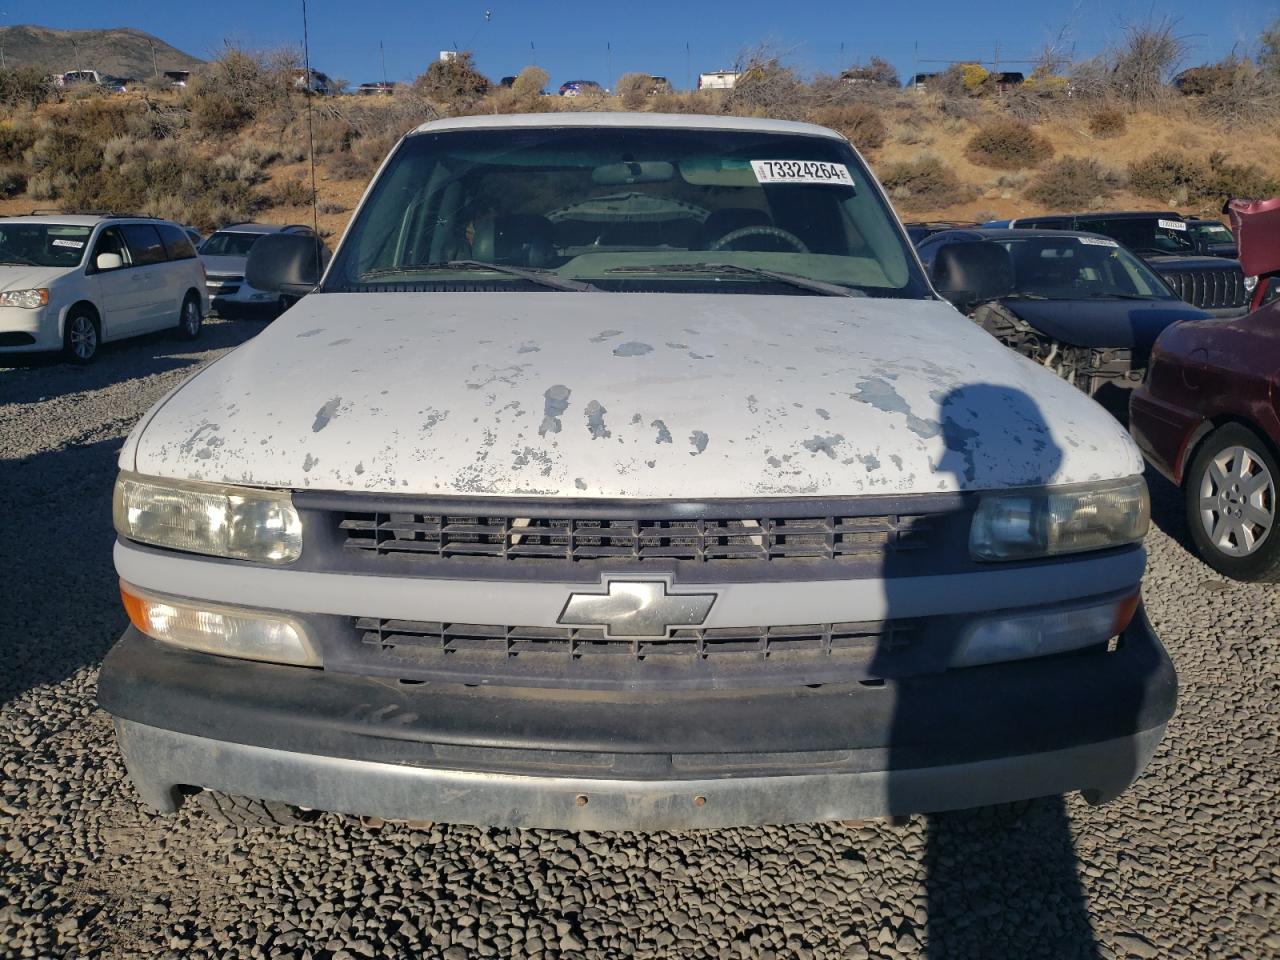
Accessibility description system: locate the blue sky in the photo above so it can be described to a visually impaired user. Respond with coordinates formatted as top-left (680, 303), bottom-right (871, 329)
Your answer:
top-left (10, 0), bottom-right (1279, 88)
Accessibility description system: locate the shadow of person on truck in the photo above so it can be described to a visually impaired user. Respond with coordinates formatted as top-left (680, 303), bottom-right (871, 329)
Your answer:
top-left (870, 383), bottom-right (1165, 959)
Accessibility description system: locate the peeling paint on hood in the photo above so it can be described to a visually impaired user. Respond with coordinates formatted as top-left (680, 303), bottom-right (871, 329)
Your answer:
top-left (125, 292), bottom-right (1143, 497)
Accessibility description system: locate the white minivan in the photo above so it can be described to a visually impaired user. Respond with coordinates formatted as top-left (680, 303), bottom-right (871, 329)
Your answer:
top-left (0, 215), bottom-right (209, 363)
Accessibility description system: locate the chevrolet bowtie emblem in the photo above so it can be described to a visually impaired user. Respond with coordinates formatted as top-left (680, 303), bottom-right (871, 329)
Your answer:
top-left (558, 578), bottom-right (716, 639)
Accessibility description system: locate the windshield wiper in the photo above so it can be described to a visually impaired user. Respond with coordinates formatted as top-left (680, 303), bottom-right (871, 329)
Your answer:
top-left (1085, 292), bottom-right (1154, 301)
top-left (0, 255), bottom-right (38, 266)
top-left (362, 261), bottom-right (598, 292)
top-left (1000, 292), bottom-right (1049, 301)
top-left (607, 262), bottom-right (864, 297)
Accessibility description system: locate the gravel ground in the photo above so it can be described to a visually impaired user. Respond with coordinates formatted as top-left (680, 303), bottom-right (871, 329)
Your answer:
top-left (1, 320), bottom-right (1277, 959)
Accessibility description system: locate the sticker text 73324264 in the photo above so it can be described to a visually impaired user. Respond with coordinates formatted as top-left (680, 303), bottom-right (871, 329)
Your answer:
top-left (751, 160), bottom-right (855, 187)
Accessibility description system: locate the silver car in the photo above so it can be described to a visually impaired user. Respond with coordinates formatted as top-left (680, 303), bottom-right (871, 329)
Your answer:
top-left (199, 223), bottom-right (315, 318)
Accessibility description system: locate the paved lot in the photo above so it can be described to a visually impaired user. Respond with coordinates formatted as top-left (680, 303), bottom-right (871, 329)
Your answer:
top-left (1, 320), bottom-right (1277, 959)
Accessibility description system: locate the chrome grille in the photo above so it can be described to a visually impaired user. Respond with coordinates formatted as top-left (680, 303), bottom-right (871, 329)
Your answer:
top-left (339, 512), bottom-right (933, 564)
top-left (1160, 267), bottom-right (1247, 310)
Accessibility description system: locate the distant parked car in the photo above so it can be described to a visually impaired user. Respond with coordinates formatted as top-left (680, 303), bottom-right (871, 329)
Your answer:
top-left (1183, 216), bottom-right (1238, 259)
top-left (199, 223), bottom-right (318, 319)
top-left (697, 71), bottom-right (738, 90)
top-left (292, 69), bottom-right (333, 95)
top-left (558, 80), bottom-right (602, 97)
top-left (988, 211), bottom-right (1254, 317)
top-left (0, 214), bottom-right (207, 363)
top-left (919, 228), bottom-right (1209, 399)
top-left (356, 81), bottom-right (396, 96)
top-left (164, 70), bottom-right (192, 89)
top-left (904, 221), bottom-right (978, 245)
top-left (647, 76), bottom-right (672, 95)
top-left (57, 70), bottom-right (127, 93)
top-left (498, 76), bottom-right (517, 88)
top-left (1129, 301), bottom-right (1280, 580)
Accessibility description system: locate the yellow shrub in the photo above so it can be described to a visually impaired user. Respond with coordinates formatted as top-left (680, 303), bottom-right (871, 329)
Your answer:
top-left (960, 63), bottom-right (989, 93)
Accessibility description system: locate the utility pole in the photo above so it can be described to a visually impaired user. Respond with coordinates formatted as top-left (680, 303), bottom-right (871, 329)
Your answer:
top-left (72, 38), bottom-right (81, 74)
top-left (379, 40), bottom-right (386, 87)
top-left (606, 41), bottom-right (611, 93)
top-left (685, 41), bottom-right (690, 91)
top-left (530, 41), bottom-right (536, 67)
top-left (149, 38), bottom-right (158, 78)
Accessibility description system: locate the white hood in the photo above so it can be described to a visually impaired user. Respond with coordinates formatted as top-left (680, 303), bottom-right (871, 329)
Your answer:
top-left (124, 292), bottom-right (1143, 498)
top-left (0, 264), bottom-right (70, 291)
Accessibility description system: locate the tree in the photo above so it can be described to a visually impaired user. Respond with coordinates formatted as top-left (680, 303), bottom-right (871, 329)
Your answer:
top-left (413, 52), bottom-right (490, 106)
top-left (840, 57), bottom-right (899, 87)
top-left (1261, 19), bottom-right (1280, 76)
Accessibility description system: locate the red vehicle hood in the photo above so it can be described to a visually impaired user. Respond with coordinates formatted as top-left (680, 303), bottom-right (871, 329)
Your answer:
top-left (1227, 198), bottom-right (1280, 277)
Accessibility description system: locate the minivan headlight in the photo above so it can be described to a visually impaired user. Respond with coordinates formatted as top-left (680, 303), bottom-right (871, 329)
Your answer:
top-left (113, 471), bottom-right (302, 563)
top-left (0, 287), bottom-right (49, 308)
top-left (970, 476), bottom-right (1149, 561)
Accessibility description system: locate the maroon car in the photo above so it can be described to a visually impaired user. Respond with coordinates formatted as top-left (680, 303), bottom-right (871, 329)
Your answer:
top-left (1129, 302), bottom-right (1280, 579)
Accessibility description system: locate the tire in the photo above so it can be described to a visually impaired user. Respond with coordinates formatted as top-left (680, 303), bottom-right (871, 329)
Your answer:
top-left (193, 789), bottom-right (319, 829)
top-left (175, 293), bottom-right (202, 341)
top-left (62, 308), bottom-right (99, 363)
top-left (1185, 423), bottom-right (1280, 581)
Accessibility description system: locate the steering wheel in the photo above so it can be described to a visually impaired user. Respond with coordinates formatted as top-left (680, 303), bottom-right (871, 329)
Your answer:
top-left (709, 225), bottom-right (809, 253)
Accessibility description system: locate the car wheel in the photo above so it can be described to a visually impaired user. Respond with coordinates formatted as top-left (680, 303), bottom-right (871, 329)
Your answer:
top-left (62, 308), bottom-right (99, 363)
top-left (193, 789), bottom-right (320, 829)
top-left (1185, 423), bottom-right (1280, 581)
top-left (176, 294), bottom-right (202, 340)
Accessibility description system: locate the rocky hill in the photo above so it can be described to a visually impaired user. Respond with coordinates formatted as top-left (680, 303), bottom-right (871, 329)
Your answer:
top-left (0, 25), bottom-right (203, 79)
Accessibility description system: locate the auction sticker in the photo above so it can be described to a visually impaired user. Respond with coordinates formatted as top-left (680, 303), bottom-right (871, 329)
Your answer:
top-left (1079, 237), bottom-right (1119, 247)
top-left (1157, 218), bottom-right (1187, 231)
top-left (751, 160), bottom-right (855, 186)
top-left (51, 238), bottom-right (84, 248)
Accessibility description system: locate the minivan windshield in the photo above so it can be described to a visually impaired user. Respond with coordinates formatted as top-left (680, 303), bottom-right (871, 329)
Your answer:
top-left (325, 126), bottom-right (930, 298)
top-left (200, 231), bottom-right (264, 257)
top-left (995, 236), bottom-right (1176, 300)
top-left (0, 223), bottom-right (92, 268)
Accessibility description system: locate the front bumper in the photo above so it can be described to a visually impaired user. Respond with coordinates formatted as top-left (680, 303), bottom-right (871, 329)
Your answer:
top-left (207, 280), bottom-right (277, 316)
top-left (0, 306), bottom-right (57, 353)
top-left (99, 609), bottom-right (1176, 830)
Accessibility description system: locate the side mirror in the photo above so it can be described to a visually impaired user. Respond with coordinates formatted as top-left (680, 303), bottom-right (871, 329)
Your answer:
top-left (95, 252), bottom-right (123, 271)
top-left (245, 233), bottom-right (330, 298)
top-left (930, 242), bottom-right (1014, 312)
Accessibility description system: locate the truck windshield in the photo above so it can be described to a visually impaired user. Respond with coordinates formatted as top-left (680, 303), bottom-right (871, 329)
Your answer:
top-left (325, 125), bottom-right (930, 298)
top-left (995, 236), bottom-right (1176, 300)
top-left (1074, 217), bottom-right (1198, 257)
top-left (0, 223), bottom-right (92, 267)
top-left (200, 231), bottom-right (264, 257)
top-left (1192, 222), bottom-right (1234, 244)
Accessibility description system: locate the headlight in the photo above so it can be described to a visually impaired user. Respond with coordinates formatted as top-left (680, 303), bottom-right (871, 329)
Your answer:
top-left (1244, 275), bottom-right (1258, 293)
top-left (121, 582), bottom-right (319, 666)
top-left (970, 476), bottom-right (1149, 561)
top-left (0, 287), bottom-right (49, 308)
top-left (113, 471), bottom-right (302, 563)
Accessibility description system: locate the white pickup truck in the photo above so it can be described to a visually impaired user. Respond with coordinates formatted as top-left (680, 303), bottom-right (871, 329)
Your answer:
top-left (99, 113), bottom-right (1176, 830)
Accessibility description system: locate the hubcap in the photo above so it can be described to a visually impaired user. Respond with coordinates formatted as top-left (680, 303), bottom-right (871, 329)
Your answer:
top-left (184, 301), bottom-right (200, 334)
top-left (1198, 445), bottom-right (1275, 557)
top-left (70, 316), bottom-right (96, 359)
